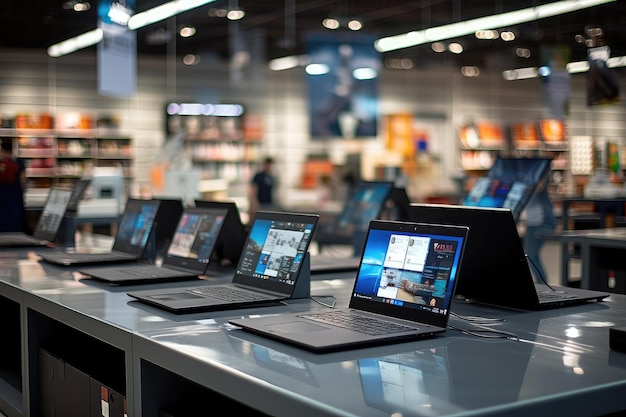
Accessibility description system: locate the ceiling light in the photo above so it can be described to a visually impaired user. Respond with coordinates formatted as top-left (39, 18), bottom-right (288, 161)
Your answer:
top-left (128, 0), bottom-right (217, 31)
top-left (353, 67), bottom-right (377, 80)
top-left (183, 54), bottom-right (200, 65)
top-left (431, 42), bottom-right (446, 53)
top-left (305, 63), bottom-right (330, 75)
top-left (208, 8), bottom-right (227, 17)
top-left (347, 19), bottom-right (363, 31)
top-left (47, 28), bottom-right (103, 57)
top-left (268, 55), bottom-right (310, 71)
top-left (500, 31), bottom-right (516, 41)
top-left (375, 0), bottom-right (616, 52)
top-left (49, 0), bottom-right (217, 57)
top-left (179, 26), bottom-right (196, 37)
top-left (323, 18), bottom-right (340, 30)
top-left (448, 43), bottom-right (463, 54)
top-left (226, 9), bottom-right (245, 20)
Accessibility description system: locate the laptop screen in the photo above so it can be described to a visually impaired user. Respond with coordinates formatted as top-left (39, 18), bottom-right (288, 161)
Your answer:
top-left (34, 188), bottom-right (73, 239)
top-left (462, 157), bottom-right (552, 220)
top-left (233, 211), bottom-right (318, 295)
top-left (335, 181), bottom-right (394, 236)
top-left (112, 199), bottom-right (160, 254)
top-left (349, 220), bottom-right (467, 328)
top-left (163, 207), bottom-right (227, 270)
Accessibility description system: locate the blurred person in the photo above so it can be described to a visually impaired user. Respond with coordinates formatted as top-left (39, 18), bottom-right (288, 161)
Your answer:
top-left (0, 138), bottom-right (26, 232)
top-left (523, 175), bottom-right (556, 283)
top-left (249, 156), bottom-right (278, 217)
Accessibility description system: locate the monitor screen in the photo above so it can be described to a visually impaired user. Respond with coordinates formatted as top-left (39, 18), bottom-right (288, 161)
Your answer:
top-left (462, 157), bottom-right (552, 221)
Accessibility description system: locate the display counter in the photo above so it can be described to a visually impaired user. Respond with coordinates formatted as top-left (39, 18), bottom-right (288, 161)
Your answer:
top-left (0, 241), bottom-right (626, 416)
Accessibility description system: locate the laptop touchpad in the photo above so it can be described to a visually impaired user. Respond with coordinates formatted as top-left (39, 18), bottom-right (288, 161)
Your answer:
top-left (148, 293), bottom-right (202, 301)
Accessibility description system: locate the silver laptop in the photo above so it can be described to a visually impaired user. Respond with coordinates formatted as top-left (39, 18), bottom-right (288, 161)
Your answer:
top-left (0, 187), bottom-right (72, 247)
top-left (37, 198), bottom-right (161, 266)
top-left (127, 211), bottom-right (319, 313)
top-left (229, 219), bottom-right (469, 353)
top-left (409, 203), bottom-right (610, 310)
top-left (78, 206), bottom-right (229, 285)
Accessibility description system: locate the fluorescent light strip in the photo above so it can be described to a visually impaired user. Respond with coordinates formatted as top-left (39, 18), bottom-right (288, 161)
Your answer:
top-left (48, 0), bottom-right (217, 57)
top-left (48, 28), bottom-right (104, 57)
top-left (504, 55), bottom-right (626, 78)
top-left (375, 0), bottom-right (616, 52)
top-left (128, 0), bottom-right (216, 30)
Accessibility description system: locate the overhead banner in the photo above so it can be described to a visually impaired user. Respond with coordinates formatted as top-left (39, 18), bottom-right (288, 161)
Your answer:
top-left (540, 46), bottom-right (571, 119)
top-left (98, 0), bottom-right (136, 97)
top-left (307, 33), bottom-right (380, 139)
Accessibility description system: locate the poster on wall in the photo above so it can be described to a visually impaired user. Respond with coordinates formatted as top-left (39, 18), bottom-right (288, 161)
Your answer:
top-left (306, 33), bottom-right (380, 139)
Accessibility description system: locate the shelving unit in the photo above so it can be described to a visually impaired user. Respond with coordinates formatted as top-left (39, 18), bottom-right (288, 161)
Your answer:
top-left (165, 104), bottom-right (263, 189)
top-left (0, 127), bottom-right (133, 196)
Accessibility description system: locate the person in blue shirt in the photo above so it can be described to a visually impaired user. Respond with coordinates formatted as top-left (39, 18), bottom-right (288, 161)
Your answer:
top-left (249, 156), bottom-right (278, 217)
top-left (0, 138), bottom-right (26, 232)
top-left (523, 175), bottom-right (557, 283)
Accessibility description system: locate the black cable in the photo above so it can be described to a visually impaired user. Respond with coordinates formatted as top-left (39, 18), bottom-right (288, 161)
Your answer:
top-left (525, 253), bottom-right (556, 290)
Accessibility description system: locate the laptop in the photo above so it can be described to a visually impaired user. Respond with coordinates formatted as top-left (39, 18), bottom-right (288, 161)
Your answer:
top-left (194, 199), bottom-right (248, 265)
top-left (78, 206), bottom-right (229, 285)
top-left (127, 211), bottom-right (319, 313)
top-left (65, 178), bottom-right (91, 213)
top-left (0, 187), bottom-right (72, 247)
top-left (409, 203), bottom-right (610, 310)
top-left (37, 198), bottom-right (162, 266)
top-left (462, 157), bottom-right (552, 221)
top-left (228, 219), bottom-right (469, 353)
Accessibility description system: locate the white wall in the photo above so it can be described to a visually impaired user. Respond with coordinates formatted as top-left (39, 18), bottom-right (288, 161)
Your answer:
top-left (0, 48), bottom-right (624, 203)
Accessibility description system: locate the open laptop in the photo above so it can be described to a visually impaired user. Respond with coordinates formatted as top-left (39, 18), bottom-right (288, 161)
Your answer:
top-left (127, 211), bottom-right (319, 313)
top-left (0, 187), bottom-right (72, 247)
top-left (78, 206), bottom-right (229, 285)
top-left (65, 178), bottom-right (91, 213)
top-left (194, 199), bottom-right (248, 265)
top-left (37, 198), bottom-right (162, 266)
top-left (462, 157), bottom-right (552, 221)
top-left (229, 219), bottom-right (469, 353)
top-left (409, 203), bottom-right (610, 310)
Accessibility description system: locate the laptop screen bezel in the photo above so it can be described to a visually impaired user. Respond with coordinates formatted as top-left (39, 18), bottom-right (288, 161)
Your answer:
top-left (348, 220), bottom-right (468, 329)
top-left (232, 211), bottom-right (319, 296)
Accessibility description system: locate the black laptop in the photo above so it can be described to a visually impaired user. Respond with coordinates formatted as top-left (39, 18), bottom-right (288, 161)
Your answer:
top-left (127, 211), bottom-right (319, 313)
top-left (194, 199), bottom-right (248, 265)
top-left (229, 219), bottom-right (469, 353)
top-left (409, 203), bottom-right (610, 310)
top-left (78, 206), bottom-right (229, 285)
top-left (65, 178), bottom-right (91, 213)
top-left (37, 198), bottom-right (162, 266)
top-left (0, 187), bottom-right (72, 247)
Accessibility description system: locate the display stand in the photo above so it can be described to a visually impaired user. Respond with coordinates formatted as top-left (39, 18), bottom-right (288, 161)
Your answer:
top-left (291, 252), bottom-right (312, 299)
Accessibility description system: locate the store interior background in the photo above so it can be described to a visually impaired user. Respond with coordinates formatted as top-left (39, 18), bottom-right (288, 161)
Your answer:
top-left (0, 0), bottom-right (625, 217)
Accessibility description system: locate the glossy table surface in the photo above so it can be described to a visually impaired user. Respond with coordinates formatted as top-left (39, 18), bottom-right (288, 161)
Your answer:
top-left (2, 235), bottom-right (626, 417)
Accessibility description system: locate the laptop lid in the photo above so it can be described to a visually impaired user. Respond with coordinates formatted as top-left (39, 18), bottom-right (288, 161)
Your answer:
top-left (230, 211), bottom-right (318, 297)
top-left (318, 181), bottom-right (395, 244)
top-left (194, 200), bottom-right (248, 264)
top-left (346, 220), bottom-right (467, 330)
top-left (462, 157), bottom-right (552, 221)
top-left (65, 178), bottom-right (91, 212)
top-left (32, 187), bottom-right (73, 241)
top-left (161, 206), bottom-right (229, 273)
top-left (409, 203), bottom-right (609, 310)
top-left (111, 199), bottom-right (161, 256)
top-left (151, 197), bottom-right (184, 255)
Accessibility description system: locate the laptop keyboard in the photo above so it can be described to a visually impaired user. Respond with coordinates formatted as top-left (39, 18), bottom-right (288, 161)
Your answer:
top-left (537, 290), bottom-right (577, 301)
top-left (187, 285), bottom-right (271, 302)
top-left (298, 310), bottom-right (417, 336)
